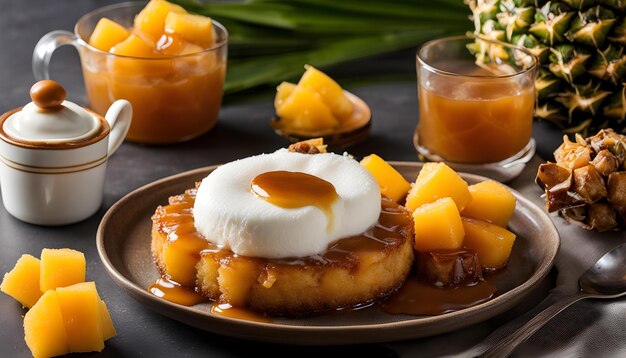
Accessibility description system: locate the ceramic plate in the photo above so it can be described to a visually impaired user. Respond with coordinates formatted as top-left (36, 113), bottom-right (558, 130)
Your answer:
top-left (96, 162), bottom-right (559, 345)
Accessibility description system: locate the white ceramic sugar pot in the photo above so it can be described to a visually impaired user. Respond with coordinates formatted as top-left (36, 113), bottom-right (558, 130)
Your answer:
top-left (0, 80), bottom-right (131, 225)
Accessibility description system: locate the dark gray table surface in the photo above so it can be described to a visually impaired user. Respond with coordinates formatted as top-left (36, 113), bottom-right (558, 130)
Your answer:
top-left (0, 1), bottom-right (564, 357)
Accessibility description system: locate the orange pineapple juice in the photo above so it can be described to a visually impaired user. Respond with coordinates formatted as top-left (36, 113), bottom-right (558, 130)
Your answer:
top-left (417, 71), bottom-right (534, 163)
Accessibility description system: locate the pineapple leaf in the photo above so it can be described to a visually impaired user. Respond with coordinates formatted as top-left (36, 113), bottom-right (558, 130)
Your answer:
top-left (566, 6), bottom-right (617, 47)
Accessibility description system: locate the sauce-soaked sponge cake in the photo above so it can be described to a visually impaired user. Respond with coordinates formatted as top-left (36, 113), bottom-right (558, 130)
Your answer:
top-left (151, 190), bottom-right (414, 316)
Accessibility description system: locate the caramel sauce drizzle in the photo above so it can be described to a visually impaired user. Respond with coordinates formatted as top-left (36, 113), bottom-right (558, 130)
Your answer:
top-left (210, 303), bottom-right (271, 323)
top-left (250, 171), bottom-right (339, 232)
top-left (148, 276), bottom-right (207, 306)
top-left (381, 278), bottom-right (496, 316)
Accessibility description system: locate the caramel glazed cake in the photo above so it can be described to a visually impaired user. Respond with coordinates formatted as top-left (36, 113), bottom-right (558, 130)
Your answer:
top-left (151, 142), bottom-right (414, 316)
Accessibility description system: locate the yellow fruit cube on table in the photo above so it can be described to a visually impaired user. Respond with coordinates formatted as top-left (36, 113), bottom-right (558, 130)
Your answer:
top-left (405, 162), bottom-right (472, 212)
top-left (412, 197), bottom-right (465, 252)
top-left (274, 81), bottom-right (296, 111)
top-left (56, 282), bottom-right (104, 353)
top-left (24, 290), bottom-right (70, 358)
top-left (88, 18), bottom-right (130, 52)
top-left (1, 254), bottom-right (43, 308)
top-left (276, 85), bottom-right (339, 133)
top-left (165, 12), bottom-right (214, 48)
top-left (99, 299), bottom-right (116, 341)
top-left (462, 217), bottom-right (516, 269)
top-left (133, 0), bottom-right (186, 41)
top-left (40, 248), bottom-right (86, 292)
top-left (462, 180), bottom-right (517, 227)
top-left (298, 65), bottom-right (354, 120)
top-left (360, 154), bottom-right (411, 203)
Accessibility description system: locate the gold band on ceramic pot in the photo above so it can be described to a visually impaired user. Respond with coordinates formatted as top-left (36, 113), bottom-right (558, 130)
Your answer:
top-left (0, 156), bottom-right (107, 175)
top-left (0, 154), bottom-right (107, 169)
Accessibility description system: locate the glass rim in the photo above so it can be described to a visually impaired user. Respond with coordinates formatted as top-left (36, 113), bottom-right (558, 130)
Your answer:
top-left (74, 1), bottom-right (228, 61)
top-left (416, 35), bottom-right (537, 79)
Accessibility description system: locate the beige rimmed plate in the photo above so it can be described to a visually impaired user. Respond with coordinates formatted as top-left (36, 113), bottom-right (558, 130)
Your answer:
top-left (96, 162), bottom-right (559, 345)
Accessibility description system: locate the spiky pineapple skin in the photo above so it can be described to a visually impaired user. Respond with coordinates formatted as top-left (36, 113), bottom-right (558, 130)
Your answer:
top-left (468, 0), bottom-right (626, 135)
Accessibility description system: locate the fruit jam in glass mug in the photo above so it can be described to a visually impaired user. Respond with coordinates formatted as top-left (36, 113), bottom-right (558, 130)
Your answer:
top-left (33, 2), bottom-right (228, 144)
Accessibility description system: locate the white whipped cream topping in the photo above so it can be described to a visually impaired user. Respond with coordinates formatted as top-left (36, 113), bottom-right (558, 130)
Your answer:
top-left (193, 149), bottom-right (381, 258)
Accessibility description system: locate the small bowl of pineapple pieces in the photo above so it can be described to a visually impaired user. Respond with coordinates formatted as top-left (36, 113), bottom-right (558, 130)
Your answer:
top-left (272, 65), bottom-right (371, 148)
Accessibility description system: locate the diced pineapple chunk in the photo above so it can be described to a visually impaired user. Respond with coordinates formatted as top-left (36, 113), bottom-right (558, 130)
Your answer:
top-left (405, 162), bottom-right (472, 212)
top-left (462, 181), bottom-right (516, 227)
top-left (276, 85), bottom-right (339, 132)
top-left (133, 0), bottom-right (186, 41)
top-left (110, 34), bottom-right (157, 58)
top-left (99, 299), bottom-right (116, 341)
top-left (412, 198), bottom-right (465, 252)
top-left (40, 248), bottom-right (85, 292)
top-left (110, 34), bottom-right (173, 77)
top-left (1, 254), bottom-right (42, 308)
top-left (360, 154), bottom-right (411, 202)
top-left (56, 282), bottom-right (104, 353)
top-left (165, 12), bottom-right (214, 48)
top-left (462, 217), bottom-right (516, 269)
top-left (274, 82), bottom-right (296, 111)
top-left (180, 43), bottom-right (204, 55)
top-left (298, 65), bottom-right (354, 120)
top-left (156, 33), bottom-right (185, 55)
top-left (24, 290), bottom-right (70, 358)
top-left (88, 18), bottom-right (131, 52)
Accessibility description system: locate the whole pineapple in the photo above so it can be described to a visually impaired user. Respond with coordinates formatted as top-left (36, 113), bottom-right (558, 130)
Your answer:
top-left (468, 0), bottom-right (626, 135)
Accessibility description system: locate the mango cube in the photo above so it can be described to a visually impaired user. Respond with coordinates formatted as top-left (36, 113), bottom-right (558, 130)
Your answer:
top-left (40, 248), bottom-right (86, 292)
top-left (133, 0), bottom-right (186, 41)
top-left (1, 254), bottom-right (43, 308)
top-left (24, 290), bottom-right (70, 358)
top-left (360, 154), bottom-right (411, 202)
top-left (462, 181), bottom-right (517, 227)
top-left (56, 282), bottom-right (104, 353)
top-left (462, 217), bottom-right (516, 269)
top-left (405, 162), bottom-right (472, 212)
top-left (298, 65), bottom-right (354, 119)
top-left (412, 197), bottom-right (465, 252)
top-left (99, 299), bottom-right (116, 341)
top-left (165, 12), bottom-right (214, 48)
top-left (88, 18), bottom-right (130, 52)
top-left (276, 85), bottom-right (339, 132)
top-left (274, 81), bottom-right (296, 111)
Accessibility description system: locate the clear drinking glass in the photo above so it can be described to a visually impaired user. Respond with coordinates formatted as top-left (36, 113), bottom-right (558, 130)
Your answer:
top-left (415, 36), bottom-right (537, 181)
top-left (33, 2), bottom-right (228, 144)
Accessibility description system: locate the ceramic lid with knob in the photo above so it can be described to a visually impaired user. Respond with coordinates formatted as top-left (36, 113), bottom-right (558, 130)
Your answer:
top-left (1, 80), bottom-right (105, 145)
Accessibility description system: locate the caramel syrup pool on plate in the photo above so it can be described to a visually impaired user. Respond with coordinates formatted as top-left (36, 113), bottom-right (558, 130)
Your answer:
top-left (251, 170), bottom-right (339, 232)
top-left (148, 173), bottom-right (498, 319)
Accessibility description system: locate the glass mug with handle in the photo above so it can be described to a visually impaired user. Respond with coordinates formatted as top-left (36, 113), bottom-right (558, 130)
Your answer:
top-left (33, 2), bottom-right (228, 144)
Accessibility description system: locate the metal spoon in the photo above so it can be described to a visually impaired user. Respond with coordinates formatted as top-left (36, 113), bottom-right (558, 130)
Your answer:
top-left (480, 243), bottom-right (626, 358)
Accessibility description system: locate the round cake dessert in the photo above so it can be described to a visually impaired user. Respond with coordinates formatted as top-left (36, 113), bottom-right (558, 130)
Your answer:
top-left (151, 144), bottom-right (414, 316)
